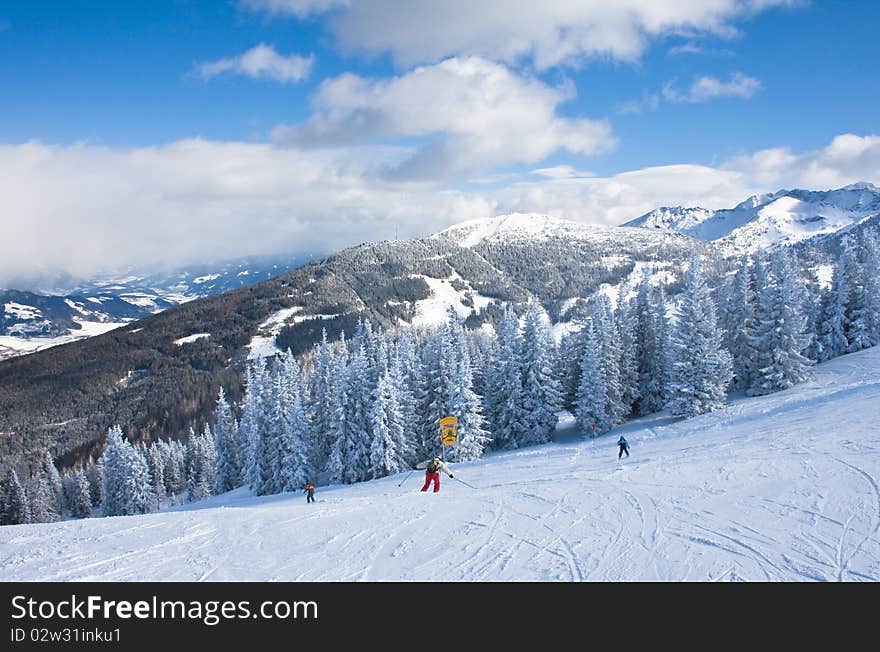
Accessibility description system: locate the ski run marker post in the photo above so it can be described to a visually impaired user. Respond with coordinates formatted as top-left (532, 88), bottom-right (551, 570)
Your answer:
top-left (439, 416), bottom-right (458, 446)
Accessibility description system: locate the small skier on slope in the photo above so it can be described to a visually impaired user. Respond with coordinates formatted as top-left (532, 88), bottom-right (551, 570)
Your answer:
top-left (618, 436), bottom-right (630, 459)
top-left (415, 456), bottom-right (453, 493)
top-left (304, 481), bottom-right (316, 503)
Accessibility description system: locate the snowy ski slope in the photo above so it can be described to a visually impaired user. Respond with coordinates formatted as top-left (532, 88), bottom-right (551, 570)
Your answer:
top-left (2, 347), bottom-right (879, 582)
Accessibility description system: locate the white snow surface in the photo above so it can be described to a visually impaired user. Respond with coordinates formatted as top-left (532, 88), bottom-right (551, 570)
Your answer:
top-left (0, 320), bottom-right (127, 361)
top-left (409, 274), bottom-right (495, 328)
top-left (814, 264), bottom-right (835, 290)
top-left (246, 306), bottom-right (302, 360)
top-left (193, 274), bottom-right (221, 284)
top-left (174, 333), bottom-right (211, 346)
top-left (2, 348), bottom-right (879, 582)
top-left (3, 302), bottom-right (42, 320)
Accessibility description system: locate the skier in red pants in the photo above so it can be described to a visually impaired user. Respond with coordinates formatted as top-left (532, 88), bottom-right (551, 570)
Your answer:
top-left (415, 457), bottom-right (453, 492)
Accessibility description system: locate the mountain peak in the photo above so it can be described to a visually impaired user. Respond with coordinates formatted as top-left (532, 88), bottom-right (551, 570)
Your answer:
top-left (840, 181), bottom-right (879, 192)
top-left (732, 189), bottom-right (787, 211)
top-left (621, 205), bottom-right (714, 231)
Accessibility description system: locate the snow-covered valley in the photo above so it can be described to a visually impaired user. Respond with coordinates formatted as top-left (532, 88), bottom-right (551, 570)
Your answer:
top-left (2, 347), bottom-right (878, 582)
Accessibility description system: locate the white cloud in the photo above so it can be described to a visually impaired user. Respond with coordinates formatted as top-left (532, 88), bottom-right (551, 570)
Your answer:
top-left (666, 42), bottom-right (735, 57)
top-left (0, 139), bottom-right (492, 285)
top-left (667, 42), bottom-right (708, 56)
top-left (663, 72), bottom-right (761, 102)
top-left (273, 57), bottom-right (615, 179)
top-left (240, 0), bottom-right (348, 17)
top-left (198, 44), bottom-right (314, 83)
top-left (723, 134), bottom-right (880, 188)
top-left (496, 134), bottom-right (880, 223)
top-left (616, 93), bottom-right (661, 115)
top-left (618, 72), bottom-right (759, 113)
top-left (244, 0), bottom-right (795, 69)
top-left (1, 133), bottom-right (876, 286)
top-left (531, 165), bottom-right (595, 180)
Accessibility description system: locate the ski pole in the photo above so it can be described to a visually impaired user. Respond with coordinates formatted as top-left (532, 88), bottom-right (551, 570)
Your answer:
top-left (452, 476), bottom-right (477, 490)
top-left (398, 467), bottom-right (417, 487)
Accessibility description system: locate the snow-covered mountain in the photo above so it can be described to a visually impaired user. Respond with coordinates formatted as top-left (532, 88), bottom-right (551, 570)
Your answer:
top-left (623, 182), bottom-right (880, 251)
top-left (0, 255), bottom-right (308, 360)
top-left (3, 346), bottom-right (877, 581)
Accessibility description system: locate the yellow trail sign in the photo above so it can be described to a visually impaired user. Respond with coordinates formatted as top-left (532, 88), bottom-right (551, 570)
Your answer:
top-left (439, 416), bottom-right (458, 446)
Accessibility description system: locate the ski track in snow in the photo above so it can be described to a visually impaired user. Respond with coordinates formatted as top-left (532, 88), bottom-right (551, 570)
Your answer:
top-left (2, 348), bottom-right (880, 581)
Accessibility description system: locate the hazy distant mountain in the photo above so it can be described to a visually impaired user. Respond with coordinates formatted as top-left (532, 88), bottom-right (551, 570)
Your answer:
top-left (0, 255), bottom-right (308, 360)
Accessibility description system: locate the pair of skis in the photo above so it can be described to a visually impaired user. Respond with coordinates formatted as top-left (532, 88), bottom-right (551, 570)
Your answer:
top-left (397, 467), bottom-right (476, 490)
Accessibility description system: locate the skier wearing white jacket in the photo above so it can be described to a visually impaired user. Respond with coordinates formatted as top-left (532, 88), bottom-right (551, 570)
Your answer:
top-left (415, 456), bottom-right (453, 493)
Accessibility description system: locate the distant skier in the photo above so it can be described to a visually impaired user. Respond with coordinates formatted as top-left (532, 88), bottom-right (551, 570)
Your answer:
top-left (618, 436), bottom-right (630, 459)
top-left (304, 481), bottom-right (316, 504)
top-left (415, 456), bottom-right (453, 493)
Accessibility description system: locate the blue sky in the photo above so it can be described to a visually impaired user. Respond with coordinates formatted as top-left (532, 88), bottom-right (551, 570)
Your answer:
top-left (0, 0), bottom-right (878, 281)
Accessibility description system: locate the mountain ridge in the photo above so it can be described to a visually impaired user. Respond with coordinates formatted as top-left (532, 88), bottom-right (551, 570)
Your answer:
top-left (623, 182), bottom-right (880, 251)
top-left (0, 254), bottom-right (311, 361)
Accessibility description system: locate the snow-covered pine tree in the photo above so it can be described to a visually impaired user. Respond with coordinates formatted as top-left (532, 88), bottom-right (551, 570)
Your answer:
top-left (747, 250), bottom-right (813, 396)
top-left (483, 306), bottom-right (527, 450)
top-left (355, 318), bottom-right (385, 386)
top-left (416, 327), bottom-right (445, 458)
top-left (86, 458), bottom-right (103, 508)
top-left (634, 279), bottom-right (669, 415)
top-left (519, 303), bottom-right (561, 446)
top-left (61, 470), bottom-right (77, 515)
top-left (69, 467), bottom-right (92, 519)
top-left (327, 341), bottom-right (374, 484)
top-left (279, 359), bottom-right (313, 493)
top-left (28, 473), bottom-right (54, 523)
top-left (309, 329), bottom-right (339, 472)
top-left (160, 441), bottom-right (187, 502)
top-left (146, 444), bottom-right (166, 510)
top-left (421, 309), bottom-right (490, 463)
top-left (574, 318), bottom-right (610, 435)
top-left (594, 296), bottom-right (626, 426)
top-left (615, 289), bottom-right (641, 419)
top-left (101, 426), bottom-right (125, 516)
top-left (447, 339), bottom-right (491, 462)
top-left (187, 425), bottom-right (216, 502)
top-left (801, 266), bottom-right (825, 362)
top-left (815, 262), bottom-right (850, 362)
top-left (214, 387), bottom-right (241, 494)
top-left (840, 236), bottom-right (873, 353)
top-left (723, 254), bottom-right (756, 391)
top-left (239, 362), bottom-right (262, 491)
top-left (391, 329), bottom-right (421, 465)
top-left (468, 327), bottom-right (494, 399)
top-left (667, 255), bottom-right (733, 417)
top-left (368, 369), bottom-right (410, 478)
top-left (242, 360), bottom-right (280, 495)
top-left (0, 468), bottom-right (30, 525)
top-left (861, 228), bottom-right (880, 345)
top-left (41, 451), bottom-right (63, 517)
top-left (101, 426), bottom-right (153, 517)
top-left (257, 360), bottom-right (290, 495)
top-left (126, 441), bottom-right (155, 515)
top-left (557, 328), bottom-right (586, 411)
top-left (653, 286), bottom-right (673, 404)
